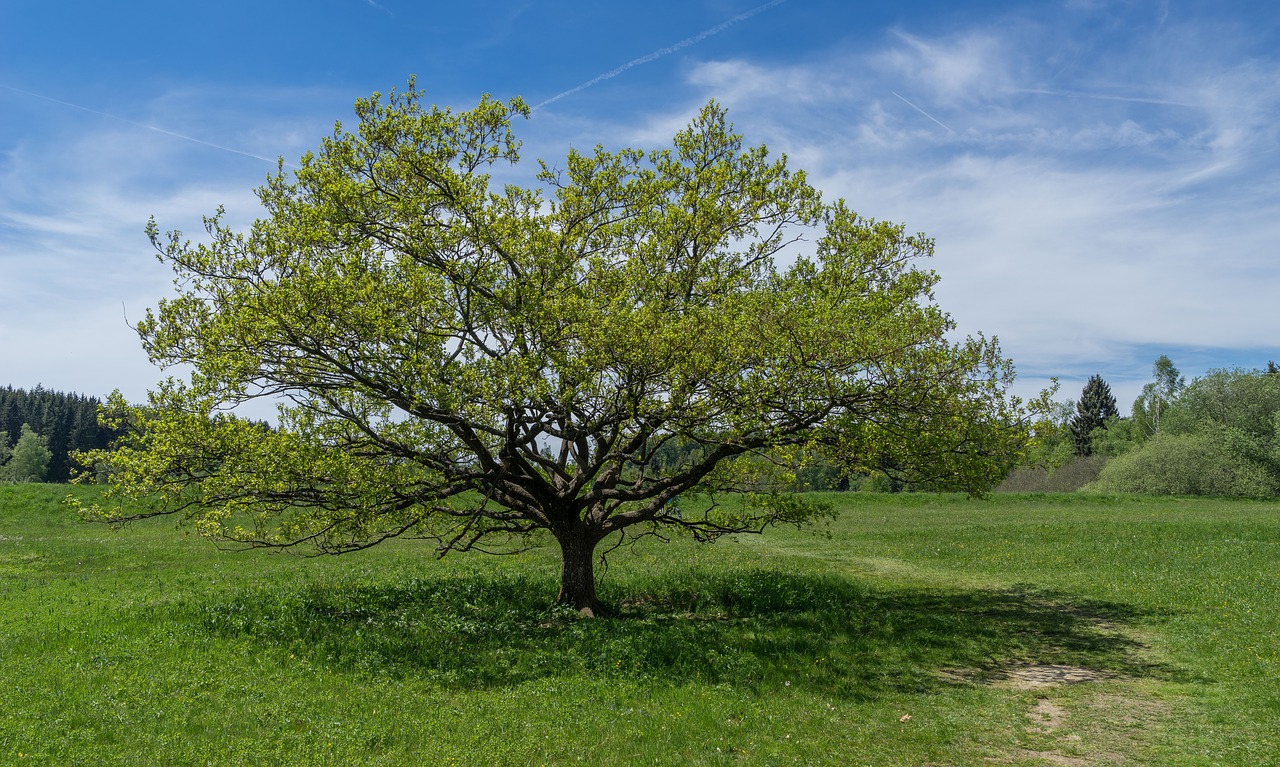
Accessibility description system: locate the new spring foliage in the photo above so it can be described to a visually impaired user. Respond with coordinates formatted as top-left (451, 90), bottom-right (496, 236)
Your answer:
top-left (74, 84), bottom-right (1038, 610)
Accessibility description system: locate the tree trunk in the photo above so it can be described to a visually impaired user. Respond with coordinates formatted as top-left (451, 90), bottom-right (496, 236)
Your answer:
top-left (556, 529), bottom-right (601, 617)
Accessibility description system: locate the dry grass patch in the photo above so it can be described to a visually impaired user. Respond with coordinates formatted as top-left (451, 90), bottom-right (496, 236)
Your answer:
top-left (938, 660), bottom-right (1171, 766)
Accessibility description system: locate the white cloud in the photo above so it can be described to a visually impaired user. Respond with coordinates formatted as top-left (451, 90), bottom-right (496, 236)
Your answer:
top-left (606, 8), bottom-right (1280, 393)
top-left (877, 29), bottom-right (1014, 105)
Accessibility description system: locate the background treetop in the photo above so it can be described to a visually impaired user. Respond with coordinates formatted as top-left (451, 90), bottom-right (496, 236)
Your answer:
top-left (1070, 374), bottom-right (1118, 456)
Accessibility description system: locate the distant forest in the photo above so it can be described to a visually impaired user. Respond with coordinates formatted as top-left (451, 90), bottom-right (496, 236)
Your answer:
top-left (0, 386), bottom-right (120, 483)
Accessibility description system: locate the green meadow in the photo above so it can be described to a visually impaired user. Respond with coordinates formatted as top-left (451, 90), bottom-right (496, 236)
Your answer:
top-left (1, 485), bottom-right (1277, 765)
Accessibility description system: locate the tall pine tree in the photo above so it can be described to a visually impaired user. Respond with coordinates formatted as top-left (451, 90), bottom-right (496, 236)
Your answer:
top-left (1070, 374), bottom-right (1118, 456)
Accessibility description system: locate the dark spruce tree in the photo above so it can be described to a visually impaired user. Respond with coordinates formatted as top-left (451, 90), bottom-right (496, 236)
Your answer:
top-left (1070, 374), bottom-right (1118, 456)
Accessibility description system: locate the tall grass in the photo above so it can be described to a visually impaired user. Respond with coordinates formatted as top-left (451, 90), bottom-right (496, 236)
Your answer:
top-left (0, 485), bottom-right (1277, 764)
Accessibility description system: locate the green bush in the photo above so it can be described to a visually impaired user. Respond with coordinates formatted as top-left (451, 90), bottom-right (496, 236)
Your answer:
top-left (859, 472), bottom-right (896, 493)
top-left (1084, 431), bottom-right (1279, 497)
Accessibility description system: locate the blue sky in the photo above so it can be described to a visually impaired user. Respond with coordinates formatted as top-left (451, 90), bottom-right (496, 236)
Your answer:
top-left (2, 0), bottom-right (1278, 413)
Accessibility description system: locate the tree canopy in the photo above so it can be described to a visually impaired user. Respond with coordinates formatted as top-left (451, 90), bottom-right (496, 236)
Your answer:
top-left (75, 84), bottom-right (1038, 614)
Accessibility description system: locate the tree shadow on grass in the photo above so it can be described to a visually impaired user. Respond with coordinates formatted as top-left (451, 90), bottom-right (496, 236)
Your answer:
top-left (185, 568), bottom-right (1179, 698)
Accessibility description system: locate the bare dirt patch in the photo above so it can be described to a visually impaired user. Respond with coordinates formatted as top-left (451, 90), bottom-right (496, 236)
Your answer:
top-left (939, 662), bottom-right (1115, 689)
top-left (997, 663), bottom-right (1117, 690)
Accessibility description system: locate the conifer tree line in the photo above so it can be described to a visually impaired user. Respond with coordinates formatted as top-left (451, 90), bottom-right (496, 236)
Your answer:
top-left (0, 386), bottom-right (121, 483)
top-left (9, 359), bottom-right (1273, 495)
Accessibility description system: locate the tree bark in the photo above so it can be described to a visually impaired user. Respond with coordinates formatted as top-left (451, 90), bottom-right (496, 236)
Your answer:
top-left (556, 529), bottom-right (602, 617)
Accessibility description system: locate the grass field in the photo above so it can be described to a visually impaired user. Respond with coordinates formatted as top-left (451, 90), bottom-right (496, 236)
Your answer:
top-left (1, 485), bottom-right (1277, 765)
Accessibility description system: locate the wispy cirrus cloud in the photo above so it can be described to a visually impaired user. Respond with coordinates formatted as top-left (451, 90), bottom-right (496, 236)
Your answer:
top-left (598, 5), bottom-right (1280, 402)
top-left (877, 29), bottom-right (1015, 105)
top-left (0, 85), bottom-right (339, 398)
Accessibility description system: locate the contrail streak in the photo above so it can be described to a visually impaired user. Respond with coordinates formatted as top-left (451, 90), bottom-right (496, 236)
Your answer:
top-left (1018, 88), bottom-right (1196, 108)
top-left (2, 83), bottom-right (294, 167)
top-left (891, 91), bottom-right (960, 137)
top-left (531, 0), bottom-right (788, 111)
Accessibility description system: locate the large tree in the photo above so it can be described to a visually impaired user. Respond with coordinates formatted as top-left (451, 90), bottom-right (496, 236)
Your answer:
top-left (75, 85), bottom-right (1036, 614)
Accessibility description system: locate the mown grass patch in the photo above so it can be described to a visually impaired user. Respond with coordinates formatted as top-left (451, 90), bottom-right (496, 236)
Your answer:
top-left (0, 485), bottom-right (1276, 764)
